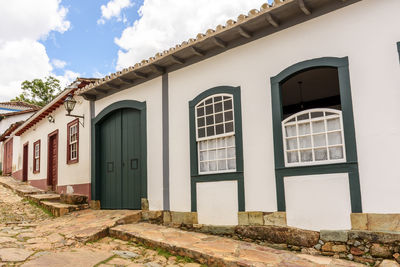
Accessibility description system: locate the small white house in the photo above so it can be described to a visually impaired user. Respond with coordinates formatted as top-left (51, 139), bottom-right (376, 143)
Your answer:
top-left (8, 78), bottom-right (96, 197)
top-left (0, 102), bottom-right (39, 175)
top-left (76, 0), bottom-right (400, 231)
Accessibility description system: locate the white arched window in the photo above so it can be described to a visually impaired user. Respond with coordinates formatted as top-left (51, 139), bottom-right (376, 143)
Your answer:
top-left (195, 94), bottom-right (236, 174)
top-left (282, 108), bottom-right (346, 167)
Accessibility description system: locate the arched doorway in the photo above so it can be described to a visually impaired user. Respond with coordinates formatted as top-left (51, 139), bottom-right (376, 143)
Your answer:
top-left (92, 100), bottom-right (147, 209)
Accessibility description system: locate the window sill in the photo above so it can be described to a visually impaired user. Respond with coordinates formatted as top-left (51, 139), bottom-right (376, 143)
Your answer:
top-left (67, 159), bottom-right (79, 165)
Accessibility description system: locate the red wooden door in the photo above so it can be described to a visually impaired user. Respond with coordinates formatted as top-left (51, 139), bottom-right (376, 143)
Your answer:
top-left (47, 131), bottom-right (58, 191)
top-left (3, 138), bottom-right (13, 175)
top-left (22, 143), bottom-right (28, 182)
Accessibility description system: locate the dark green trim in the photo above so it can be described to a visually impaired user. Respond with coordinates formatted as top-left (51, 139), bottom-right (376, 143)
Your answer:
top-left (91, 100), bottom-right (147, 202)
top-left (189, 86), bottom-right (245, 212)
top-left (397, 42), bottom-right (400, 63)
top-left (270, 57), bottom-right (362, 213)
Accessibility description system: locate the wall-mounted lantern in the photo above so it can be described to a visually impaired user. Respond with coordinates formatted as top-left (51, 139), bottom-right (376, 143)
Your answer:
top-left (47, 115), bottom-right (55, 123)
top-left (63, 94), bottom-right (84, 127)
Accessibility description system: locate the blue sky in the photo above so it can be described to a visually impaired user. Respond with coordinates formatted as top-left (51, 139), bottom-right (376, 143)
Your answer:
top-left (0, 0), bottom-right (272, 101)
top-left (43, 0), bottom-right (143, 78)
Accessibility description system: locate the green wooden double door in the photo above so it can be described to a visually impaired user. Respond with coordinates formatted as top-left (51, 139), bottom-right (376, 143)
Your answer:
top-left (99, 108), bottom-right (142, 209)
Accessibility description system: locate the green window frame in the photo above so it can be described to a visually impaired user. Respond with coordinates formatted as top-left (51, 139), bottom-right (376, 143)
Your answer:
top-left (270, 57), bottom-right (362, 213)
top-left (189, 86), bottom-right (245, 212)
top-left (397, 42), bottom-right (400, 63)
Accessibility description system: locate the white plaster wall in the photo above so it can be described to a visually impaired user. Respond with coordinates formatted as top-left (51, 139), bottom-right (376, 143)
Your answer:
top-left (11, 136), bottom-right (21, 173)
top-left (197, 181), bottom-right (238, 225)
top-left (284, 173), bottom-right (352, 231)
top-left (168, 0), bottom-right (400, 221)
top-left (17, 95), bottom-right (91, 186)
top-left (0, 112), bottom-right (35, 134)
top-left (94, 77), bottom-right (163, 210)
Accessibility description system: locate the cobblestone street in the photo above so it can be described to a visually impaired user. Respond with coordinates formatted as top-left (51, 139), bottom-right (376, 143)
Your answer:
top-left (0, 184), bottom-right (203, 267)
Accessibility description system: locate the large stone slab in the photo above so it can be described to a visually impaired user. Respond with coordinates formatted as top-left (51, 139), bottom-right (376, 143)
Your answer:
top-left (349, 230), bottom-right (400, 244)
top-left (21, 249), bottom-right (113, 267)
top-left (0, 248), bottom-right (33, 262)
top-left (110, 223), bottom-right (361, 266)
top-left (320, 230), bottom-right (348, 242)
top-left (235, 225), bottom-right (320, 247)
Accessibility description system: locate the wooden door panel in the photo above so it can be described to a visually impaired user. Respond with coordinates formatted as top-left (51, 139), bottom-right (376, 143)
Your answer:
top-left (121, 108), bottom-right (141, 209)
top-left (100, 110), bottom-right (122, 209)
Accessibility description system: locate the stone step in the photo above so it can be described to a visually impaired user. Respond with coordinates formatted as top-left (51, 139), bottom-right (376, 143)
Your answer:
top-left (39, 201), bottom-right (89, 217)
top-left (109, 223), bottom-right (364, 267)
top-left (26, 193), bottom-right (61, 205)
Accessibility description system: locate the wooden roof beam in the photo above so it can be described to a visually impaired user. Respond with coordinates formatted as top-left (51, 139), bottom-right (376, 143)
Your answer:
top-left (94, 88), bottom-right (108, 95)
top-left (265, 13), bottom-right (279, 27)
top-left (117, 77), bottom-right (135, 84)
top-left (170, 55), bottom-right (185, 64)
top-left (190, 46), bottom-right (205, 56)
top-left (150, 64), bottom-right (165, 74)
top-left (297, 0), bottom-right (311, 15)
top-left (104, 83), bottom-right (120, 90)
top-left (238, 26), bottom-right (252, 38)
top-left (132, 71), bottom-right (147, 79)
top-left (212, 37), bottom-right (227, 48)
top-left (82, 93), bottom-right (96, 101)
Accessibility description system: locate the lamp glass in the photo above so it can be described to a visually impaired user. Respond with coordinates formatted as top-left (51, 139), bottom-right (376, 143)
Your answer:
top-left (64, 94), bottom-right (76, 113)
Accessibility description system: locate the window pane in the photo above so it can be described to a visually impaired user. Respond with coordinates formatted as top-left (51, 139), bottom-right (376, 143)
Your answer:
top-left (297, 113), bottom-right (309, 121)
top-left (315, 148), bottom-right (328, 161)
top-left (209, 150), bottom-right (216, 160)
top-left (208, 139), bottom-right (216, 149)
top-left (300, 150), bottom-right (313, 162)
top-left (312, 120), bottom-right (325, 133)
top-left (225, 122), bottom-right (234, 133)
top-left (217, 138), bottom-right (225, 148)
top-left (311, 112), bottom-right (324, 118)
top-left (218, 160), bottom-right (227, 170)
top-left (298, 123), bottom-right (310, 135)
top-left (215, 102), bottom-right (223, 113)
top-left (197, 118), bottom-right (205, 127)
top-left (200, 151), bottom-right (207, 161)
top-left (205, 98), bottom-right (212, 105)
top-left (205, 105), bottom-right (213, 115)
top-left (327, 118), bottom-right (341, 131)
top-left (215, 113), bottom-right (223, 123)
top-left (227, 159), bottom-right (236, 170)
top-left (200, 162), bottom-right (208, 172)
top-left (224, 111), bottom-right (233, 121)
top-left (286, 138), bottom-right (297, 150)
top-left (198, 128), bottom-right (205, 138)
top-left (299, 136), bottom-right (311, 149)
top-left (226, 136), bottom-right (235, 146)
top-left (206, 126), bottom-right (214, 136)
top-left (227, 147), bottom-right (235, 158)
top-left (215, 124), bottom-right (224, 135)
top-left (214, 96), bottom-right (222, 102)
top-left (313, 134), bottom-right (326, 147)
top-left (328, 132), bottom-right (342, 145)
top-left (287, 151), bottom-right (299, 163)
top-left (197, 107), bottom-right (204, 117)
top-left (209, 161), bottom-right (217, 171)
top-left (217, 149), bottom-right (225, 159)
top-left (206, 115), bottom-right (214, 125)
top-left (285, 125), bottom-right (296, 137)
top-left (224, 100), bottom-right (232, 110)
top-left (329, 147), bottom-right (344, 159)
top-left (199, 141), bottom-right (207, 150)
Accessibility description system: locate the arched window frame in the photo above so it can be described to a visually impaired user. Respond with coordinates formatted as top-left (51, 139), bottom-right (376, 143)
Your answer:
top-left (189, 86), bottom-right (245, 212)
top-left (282, 108), bottom-right (346, 167)
top-left (194, 93), bottom-right (237, 175)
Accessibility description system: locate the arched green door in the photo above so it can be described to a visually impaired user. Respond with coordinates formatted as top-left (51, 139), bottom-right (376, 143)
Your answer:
top-left (99, 108), bottom-right (142, 209)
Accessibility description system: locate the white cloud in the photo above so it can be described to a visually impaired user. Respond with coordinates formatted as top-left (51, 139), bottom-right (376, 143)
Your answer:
top-left (55, 70), bottom-right (81, 88)
top-left (0, 0), bottom-right (71, 101)
top-left (115, 0), bottom-right (268, 70)
top-left (98, 0), bottom-right (133, 25)
top-left (52, 59), bottom-right (67, 69)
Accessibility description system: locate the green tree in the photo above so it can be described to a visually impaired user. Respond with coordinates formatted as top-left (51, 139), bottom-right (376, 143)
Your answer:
top-left (12, 76), bottom-right (62, 107)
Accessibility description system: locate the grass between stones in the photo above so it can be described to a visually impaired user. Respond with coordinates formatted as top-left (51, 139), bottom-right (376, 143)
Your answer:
top-left (93, 255), bottom-right (117, 267)
top-left (23, 199), bottom-right (54, 218)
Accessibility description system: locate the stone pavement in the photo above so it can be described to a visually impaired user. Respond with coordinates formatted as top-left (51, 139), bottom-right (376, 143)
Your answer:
top-left (0, 178), bottom-right (398, 266)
